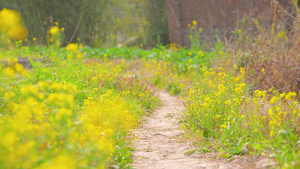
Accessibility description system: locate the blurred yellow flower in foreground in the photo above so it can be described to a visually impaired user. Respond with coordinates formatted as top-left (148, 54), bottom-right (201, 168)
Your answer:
top-left (0, 8), bottom-right (21, 31)
top-left (3, 67), bottom-right (16, 77)
top-left (8, 25), bottom-right (28, 40)
top-left (0, 8), bottom-right (28, 40)
top-left (4, 91), bottom-right (15, 101)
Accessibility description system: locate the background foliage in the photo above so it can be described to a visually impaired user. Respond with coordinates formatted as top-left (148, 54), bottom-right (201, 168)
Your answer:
top-left (0, 0), bottom-right (169, 47)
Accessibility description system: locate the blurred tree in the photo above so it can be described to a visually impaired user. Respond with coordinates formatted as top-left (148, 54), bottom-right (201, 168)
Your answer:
top-left (0, 0), bottom-right (169, 47)
top-left (1, 0), bottom-right (113, 46)
top-left (143, 0), bottom-right (170, 46)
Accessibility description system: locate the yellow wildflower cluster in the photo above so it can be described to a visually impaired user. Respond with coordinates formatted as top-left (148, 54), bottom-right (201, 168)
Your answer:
top-left (140, 58), bottom-right (193, 95)
top-left (49, 26), bottom-right (60, 36)
top-left (0, 80), bottom-right (115, 168)
top-left (82, 90), bottom-right (139, 132)
top-left (0, 8), bottom-right (28, 40)
top-left (47, 23), bottom-right (64, 47)
top-left (66, 43), bottom-right (83, 59)
top-left (266, 91), bottom-right (299, 136)
top-left (4, 81), bottom-right (78, 122)
top-left (1, 58), bottom-right (29, 77)
top-left (184, 65), bottom-right (247, 137)
top-left (169, 43), bottom-right (180, 52)
top-left (0, 81), bottom-right (77, 168)
top-left (254, 88), bottom-right (300, 136)
top-left (182, 59), bottom-right (300, 163)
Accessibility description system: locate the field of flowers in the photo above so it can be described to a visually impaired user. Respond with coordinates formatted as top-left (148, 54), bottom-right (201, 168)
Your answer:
top-left (0, 9), bottom-right (162, 168)
top-left (1, 8), bottom-right (300, 169)
top-left (83, 43), bottom-right (300, 168)
top-left (0, 43), bottom-right (162, 168)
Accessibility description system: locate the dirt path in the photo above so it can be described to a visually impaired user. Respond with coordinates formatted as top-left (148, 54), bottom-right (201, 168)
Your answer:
top-left (131, 90), bottom-right (278, 169)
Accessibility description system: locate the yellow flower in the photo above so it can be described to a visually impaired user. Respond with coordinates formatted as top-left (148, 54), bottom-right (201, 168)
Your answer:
top-left (7, 58), bottom-right (18, 66)
top-left (47, 93), bottom-right (57, 102)
top-left (56, 108), bottom-right (72, 121)
top-left (66, 43), bottom-right (81, 52)
top-left (0, 8), bottom-right (21, 32)
top-left (280, 93), bottom-right (286, 98)
top-left (50, 82), bottom-right (62, 92)
top-left (49, 26), bottom-right (60, 36)
top-left (25, 97), bottom-right (38, 106)
top-left (77, 52), bottom-right (83, 59)
top-left (270, 96), bottom-right (279, 104)
top-left (14, 63), bottom-right (24, 72)
top-left (239, 67), bottom-right (245, 76)
top-left (21, 69), bottom-right (29, 77)
top-left (92, 76), bottom-right (98, 81)
top-left (268, 108), bottom-right (273, 117)
top-left (1, 132), bottom-right (18, 147)
top-left (192, 20), bottom-right (197, 26)
top-left (38, 154), bottom-right (76, 169)
top-left (0, 8), bottom-right (28, 40)
top-left (285, 92), bottom-right (296, 100)
top-left (4, 91), bottom-right (15, 101)
top-left (96, 138), bottom-right (115, 154)
top-left (7, 25), bottom-right (28, 40)
top-left (67, 54), bottom-right (73, 60)
top-left (3, 67), bottom-right (15, 77)
top-left (66, 94), bottom-right (74, 105)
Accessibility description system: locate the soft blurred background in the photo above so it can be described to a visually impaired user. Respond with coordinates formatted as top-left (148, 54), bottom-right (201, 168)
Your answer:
top-left (1, 0), bottom-right (300, 49)
top-left (1, 0), bottom-right (300, 93)
top-left (0, 0), bottom-right (169, 47)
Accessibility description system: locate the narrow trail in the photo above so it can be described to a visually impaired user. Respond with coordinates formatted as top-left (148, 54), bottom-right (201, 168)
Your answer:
top-left (131, 90), bottom-right (277, 169)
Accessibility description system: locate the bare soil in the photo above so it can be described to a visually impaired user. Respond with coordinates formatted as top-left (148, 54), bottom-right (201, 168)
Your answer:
top-left (131, 90), bottom-right (278, 169)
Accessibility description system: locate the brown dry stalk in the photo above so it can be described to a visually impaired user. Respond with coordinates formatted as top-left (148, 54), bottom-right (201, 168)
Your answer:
top-left (270, 0), bottom-right (283, 24)
top-left (270, 0), bottom-right (300, 32)
top-left (68, 15), bottom-right (82, 44)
